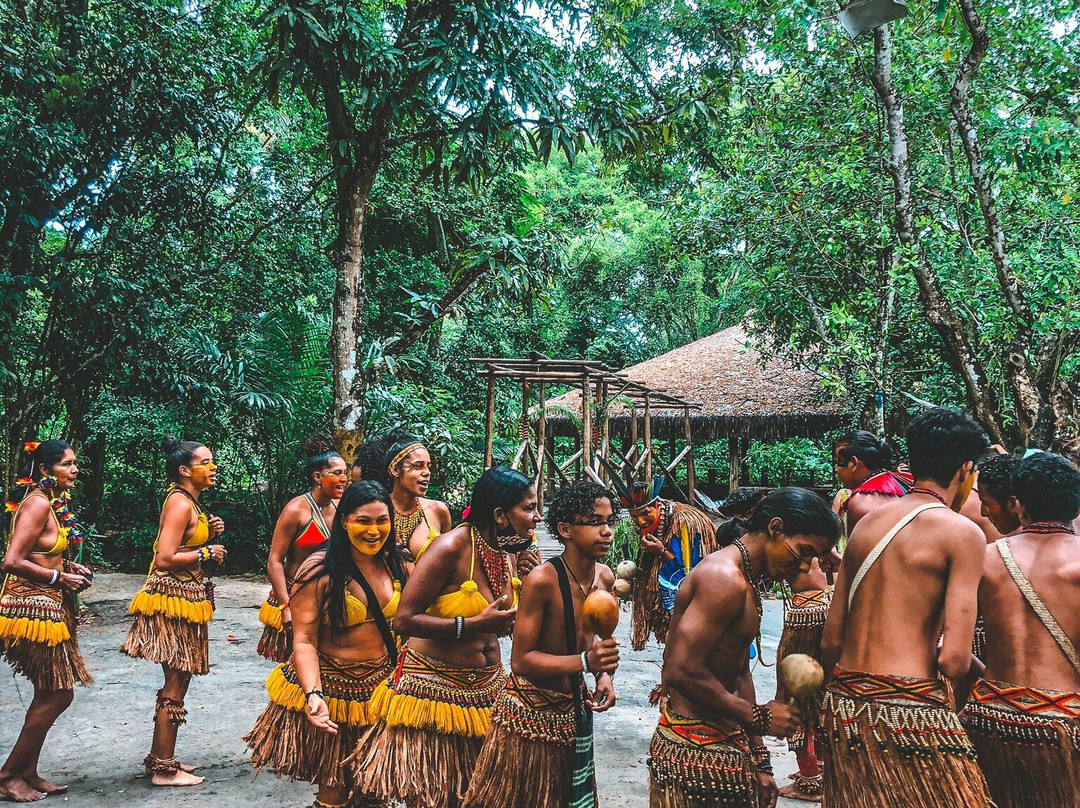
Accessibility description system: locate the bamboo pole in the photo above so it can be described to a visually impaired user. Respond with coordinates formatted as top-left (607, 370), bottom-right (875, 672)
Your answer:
top-left (599, 380), bottom-right (610, 482)
top-left (581, 373), bottom-right (593, 476)
top-left (536, 381), bottom-right (547, 512)
top-left (484, 370), bottom-right (496, 468)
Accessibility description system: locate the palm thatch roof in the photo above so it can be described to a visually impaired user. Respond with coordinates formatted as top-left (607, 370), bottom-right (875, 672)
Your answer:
top-left (540, 325), bottom-right (846, 442)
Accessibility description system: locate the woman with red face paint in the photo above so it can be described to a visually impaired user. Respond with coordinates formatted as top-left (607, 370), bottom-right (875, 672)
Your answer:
top-left (257, 435), bottom-right (347, 662)
top-left (120, 436), bottom-right (227, 786)
top-left (245, 481), bottom-right (406, 808)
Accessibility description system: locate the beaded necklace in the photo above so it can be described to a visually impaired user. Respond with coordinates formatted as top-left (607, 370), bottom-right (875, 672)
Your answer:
top-left (1025, 521), bottom-right (1076, 535)
top-left (907, 486), bottom-right (948, 507)
top-left (393, 503), bottom-right (424, 548)
top-left (732, 538), bottom-right (765, 661)
top-left (472, 525), bottom-right (509, 600)
top-left (36, 477), bottom-right (88, 553)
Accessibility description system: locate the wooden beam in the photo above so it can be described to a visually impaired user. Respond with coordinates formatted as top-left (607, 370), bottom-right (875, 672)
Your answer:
top-left (536, 382), bottom-right (547, 513)
top-left (684, 405), bottom-right (696, 506)
top-left (581, 373), bottom-right (593, 472)
top-left (665, 445), bottom-right (692, 472)
top-left (511, 439), bottom-right (528, 471)
top-left (520, 379), bottom-right (531, 478)
top-left (728, 436), bottom-right (740, 492)
top-left (600, 380), bottom-right (610, 483)
top-left (559, 448), bottom-right (584, 474)
top-left (644, 393), bottom-right (653, 482)
top-left (484, 370), bottom-right (496, 468)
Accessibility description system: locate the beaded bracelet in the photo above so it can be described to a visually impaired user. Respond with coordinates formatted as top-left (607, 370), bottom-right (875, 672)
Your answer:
top-left (455, 616), bottom-right (465, 639)
top-left (750, 743), bottom-right (772, 773)
top-left (305, 689), bottom-right (325, 699)
top-left (198, 547), bottom-right (212, 563)
top-left (751, 703), bottom-right (772, 736)
top-left (581, 651), bottom-right (590, 675)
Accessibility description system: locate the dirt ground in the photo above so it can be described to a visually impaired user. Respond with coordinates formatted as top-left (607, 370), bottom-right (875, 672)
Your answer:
top-left (2, 545), bottom-right (804, 807)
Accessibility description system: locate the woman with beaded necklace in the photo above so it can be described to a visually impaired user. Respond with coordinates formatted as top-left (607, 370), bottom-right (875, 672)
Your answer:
top-left (257, 435), bottom-right (347, 662)
top-left (379, 434), bottom-right (452, 565)
top-left (0, 440), bottom-right (92, 802)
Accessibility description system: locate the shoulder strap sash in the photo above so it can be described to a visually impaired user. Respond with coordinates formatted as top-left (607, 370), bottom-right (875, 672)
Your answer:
top-left (996, 538), bottom-right (1080, 675)
top-left (305, 493), bottom-right (332, 538)
top-left (848, 503), bottom-right (946, 609)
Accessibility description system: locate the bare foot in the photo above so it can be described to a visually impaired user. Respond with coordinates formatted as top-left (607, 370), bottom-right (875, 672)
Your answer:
top-left (150, 771), bottom-right (204, 787)
top-left (22, 777), bottom-right (66, 796)
top-left (778, 783), bottom-right (822, 803)
top-left (0, 778), bottom-right (46, 803)
top-left (143, 761), bottom-right (196, 775)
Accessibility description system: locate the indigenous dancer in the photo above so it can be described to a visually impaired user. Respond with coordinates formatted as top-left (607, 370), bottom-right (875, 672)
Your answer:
top-left (351, 466), bottom-right (539, 808)
top-left (649, 488), bottom-right (840, 808)
top-left (0, 441), bottom-right (92, 802)
top-left (621, 479), bottom-right (716, 651)
top-left (382, 435), bottom-right (452, 564)
top-left (960, 452), bottom-right (1080, 808)
top-left (974, 451), bottom-right (1021, 539)
top-left (820, 408), bottom-right (994, 808)
top-left (462, 481), bottom-right (621, 808)
top-left (257, 436), bottom-right (346, 662)
top-left (120, 437), bottom-right (226, 786)
top-left (245, 481), bottom-right (405, 808)
top-left (831, 430), bottom-right (911, 532)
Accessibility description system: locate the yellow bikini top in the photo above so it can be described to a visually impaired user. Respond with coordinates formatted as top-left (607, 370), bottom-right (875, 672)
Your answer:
top-left (410, 503), bottom-right (442, 563)
top-left (327, 579), bottom-right (401, 627)
top-left (19, 492), bottom-right (69, 557)
top-left (153, 489), bottom-right (209, 550)
top-left (427, 529), bottom-right (521, 619)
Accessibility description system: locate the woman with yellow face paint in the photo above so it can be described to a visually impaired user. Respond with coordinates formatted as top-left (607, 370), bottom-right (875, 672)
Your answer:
top-left (245, 481), bottom-right (406, 808)
top-left (120, 436), bottom-right (227, 786)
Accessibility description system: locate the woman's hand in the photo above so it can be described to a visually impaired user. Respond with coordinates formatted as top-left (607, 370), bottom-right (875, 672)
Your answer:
top-left (57, 571), bottom-right (91, 593)
top-left (206, 545), bottom-right (227, 564)
top-left (588, 673), bottom-right (616, 713)
top-left (516, 549), bottom-right (541, 578)
top-left (66, 561), bottom-right (93, 578)
top-left (468, 594), bottom-right (517, 636)
top-left (208, 515), bottom-right (225, 537)
top-left (281, 605), bottom-right (292, 626)
top-left (755, 771), bottom-right (779, 808)
top-left (306, 694), bottom-right (338, 735)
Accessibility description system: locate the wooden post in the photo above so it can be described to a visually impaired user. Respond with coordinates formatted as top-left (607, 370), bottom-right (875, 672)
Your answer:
top-left (484, 370), bottom-right (496, 468)
top-left (546, 431), bottom-right (557, 498)
top-left (536, 382), bottom-right (547, 513)
top-left (630, 402), bottom-right (639, 467)
top-left (684, 405), bottom-right (696, 505)
top-left (581, 374), bottom-right (593, 474)
top-left (521, 380), bottom-right (531, 478)
top-left (644, 393), bottom-right (653, 482)
top-left (599, 380), bottom-right (610, 482)
top-left (728, 435), bottom-right (740, 492)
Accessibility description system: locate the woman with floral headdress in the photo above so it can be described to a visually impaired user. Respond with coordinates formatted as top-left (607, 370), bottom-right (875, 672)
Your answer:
top-left (120, 436), bottom-right (226, 786)
top-left (257, 435), bottom-right (347, 662)
top-left (0, 440), bottom-right (93, 802)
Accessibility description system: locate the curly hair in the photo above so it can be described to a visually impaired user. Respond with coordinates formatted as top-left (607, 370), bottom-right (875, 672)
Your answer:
top-left (977, 452), bottom-right (1021, 502)
top-left (546, 481), bottom-right (621, 541)
top-left (1012, 452), bottom-right (1080, 523)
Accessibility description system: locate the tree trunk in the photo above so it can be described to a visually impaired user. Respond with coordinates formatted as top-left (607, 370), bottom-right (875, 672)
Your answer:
top-left (870, 24), bottom-right (1004, 443)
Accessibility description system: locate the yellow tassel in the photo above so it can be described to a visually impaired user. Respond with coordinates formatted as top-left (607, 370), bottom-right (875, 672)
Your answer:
top-left (258, 600), bottom-right (284, 630)
top-left (381, 690), bottom-right (492, 737)
top-left (0, 615), bottom-right (70, 647)
top-left (128, 590), bottom-right (213, 624)
top-left (264, 665), bottom-right (375, 727)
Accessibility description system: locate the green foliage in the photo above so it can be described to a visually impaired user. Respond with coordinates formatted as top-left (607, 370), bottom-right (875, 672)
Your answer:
top-left (604, 517), bottom-right (639, 569)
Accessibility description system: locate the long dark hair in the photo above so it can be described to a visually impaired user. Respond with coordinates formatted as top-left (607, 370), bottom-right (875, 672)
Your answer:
top-left (6, 441), bottom-right (74, 524)
top-left (738, 487), bottom-right (841, 548)
top-left (296, 481), bottom-right (407, 635)
top-left (468, 466), bottom-right (533, 532)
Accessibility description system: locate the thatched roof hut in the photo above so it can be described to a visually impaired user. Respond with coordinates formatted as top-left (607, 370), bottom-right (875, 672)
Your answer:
top-left (541, 325), bottom-right (845, 442)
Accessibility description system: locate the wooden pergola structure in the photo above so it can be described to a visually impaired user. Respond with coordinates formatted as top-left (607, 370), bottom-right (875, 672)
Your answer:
top-left (469, 355), bottom-right (701, 511)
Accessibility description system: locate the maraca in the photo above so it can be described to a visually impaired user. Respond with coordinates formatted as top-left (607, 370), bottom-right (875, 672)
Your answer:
top-left (778, 653), bottom-right (825, 698)
top-left (583, 589), bottom-right (620, 638)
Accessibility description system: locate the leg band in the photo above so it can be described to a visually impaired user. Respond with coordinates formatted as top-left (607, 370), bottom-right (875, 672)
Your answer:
top-left (156, 690), bottom-right (188, 725)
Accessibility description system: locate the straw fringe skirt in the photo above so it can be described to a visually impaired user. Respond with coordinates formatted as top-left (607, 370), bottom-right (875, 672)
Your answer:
top-left (648, 699), bottom-right (757, 808)
top-left (961, 678), bottom-right (1080, 808)
top-left (631, 555), bottom-right (669, 651)
top-left (461, 675), bottom-right (577, 808)
top-left (120, 571), bottom-right (212, 675)
top-left (776, 588), bottom-right (830, 751)
top-left (349, 646), bottom-right (507, 808)
top-left (243, 652), bottom-right (391, 789)
top-left (256, 588), bottom-right (291, 662)
top-left (820, 666), bottom-right (994, 808)
top-left (0, 574), bottom-right (93, 690)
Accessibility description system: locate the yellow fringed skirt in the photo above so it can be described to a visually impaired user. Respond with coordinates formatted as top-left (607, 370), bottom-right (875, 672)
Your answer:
top-left (350, 645), bottom-right (507, 808)
top-left (0, 574), bottom-right (92, 690)
top-left (243, 652), bottom-right (391, 788)
top-left (120, 570), bottom-right (212, 675)
top-left (256, 589), bottom-right (291, 662)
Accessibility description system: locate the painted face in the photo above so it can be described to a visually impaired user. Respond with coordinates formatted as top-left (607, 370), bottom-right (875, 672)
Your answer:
top-left (978, 489), bottom-right (1020, 536)
top-left (393, 447), bottom-right (433, 498)
top-left (493, 486), bottom-right (540, 553)
top-left (344, 501), bottom-right (392, 556)
top-left (833, 445), bottom-right (859, 489)
top-left (559, 498), bottom-right (616, 560)
top-left (629, 503), bottom-right (661, 535)
top-left (184, 447), bottom-right (217, 489)
top-left (764, 521), bottom-right (831, 584)
top-left (316, 458), bottom-right (349, 499)
top-left (951, 464), bottom-right (977, 512)
top-left (45, 449), bottom-right (79, 491)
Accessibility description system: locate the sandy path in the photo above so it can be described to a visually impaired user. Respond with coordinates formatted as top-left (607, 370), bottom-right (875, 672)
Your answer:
top-left (2, 558), bottom-right (803, 807)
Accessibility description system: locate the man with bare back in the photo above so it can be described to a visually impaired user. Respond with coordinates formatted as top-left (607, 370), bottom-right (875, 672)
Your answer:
top-left (960, 451), bottom-right (1080, 808)
top-left (649, 487), bottom-right (841, 808)
top-left (820, 407), bottom-right (994, 808)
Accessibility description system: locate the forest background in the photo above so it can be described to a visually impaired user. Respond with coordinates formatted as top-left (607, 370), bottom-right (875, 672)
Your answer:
top-left (2, 0), bottom-right (1077, 571)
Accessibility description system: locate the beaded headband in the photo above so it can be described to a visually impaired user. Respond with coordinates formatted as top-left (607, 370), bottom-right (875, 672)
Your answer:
top-left (387, 442), bottom-right (424, 474)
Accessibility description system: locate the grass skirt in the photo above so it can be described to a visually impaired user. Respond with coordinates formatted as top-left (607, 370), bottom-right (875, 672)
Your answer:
top-left (776, 588), bottom-right (830, 751)
top-left (256, 588), bottom-right (291, 662)
top-left (960, 678), bottom-right (1080, 808)
top-left (820, 665), bottom-right (993, 808)
top-left (461, 674), bottom-right (578, 808)
top-left (349, 646), bottom-right (507, 808)
top-left (120, 570), bottom-right (211, 675)
top-left (648, 698), bottom-right (756, 808)
top-left (0, 574), bottom-right (92, 690)
top-left (243, 652), bottom-right (391, 789)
